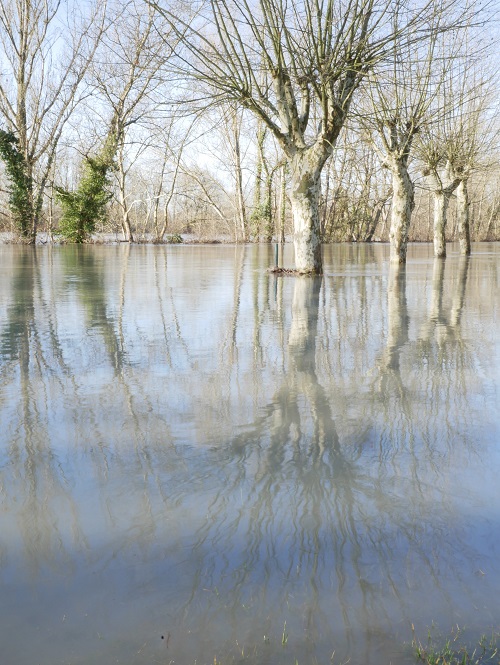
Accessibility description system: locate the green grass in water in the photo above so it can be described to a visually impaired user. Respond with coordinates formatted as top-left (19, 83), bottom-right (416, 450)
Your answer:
top-left (412, 624), bottom-right (500, 665)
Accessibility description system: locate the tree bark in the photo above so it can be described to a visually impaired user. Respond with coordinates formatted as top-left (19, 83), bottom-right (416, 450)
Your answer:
top-left (456, 179), bottom-right (471, 255)
top-left (279, 163), bottom-right (286, 244)
top-left (289, 149), bottom-right (329, 274)
top-left (389, 163), bottom-right (414, 263)
top-left (428, 162), bottom-right (460, 259)
top-left (433, 190), bottom-right (452, 258)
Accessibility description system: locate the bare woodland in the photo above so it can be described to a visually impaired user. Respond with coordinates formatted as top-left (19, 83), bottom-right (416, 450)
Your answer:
top-left (0, 0), bottom-right (498, 271)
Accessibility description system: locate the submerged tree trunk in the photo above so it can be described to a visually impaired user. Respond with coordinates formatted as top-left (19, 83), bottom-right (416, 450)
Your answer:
top-left (433, 190), bottom-right (453, 258)
top-left (389, 162), bottom-right (414, 263)
top-left (289, 148), bottom-right (329, 274)
top-left (456, 178), bottom-right (471, 255)
top-left (428, 162), bottom-right (460, 259)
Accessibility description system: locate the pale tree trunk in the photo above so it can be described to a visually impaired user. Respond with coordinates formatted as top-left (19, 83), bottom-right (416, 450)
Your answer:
top-left (389, 162), bottom-right (414, 263)
top-left (456, 178), bottom-right (471, 255)
top-left (279, 162), bottom-right (286, 243)
top-left (289, 149), bottom-right (328, 274)
top-left (433, 190), bottom-right (453, 258)
top-left (428, 162), bottom-right (460, 258)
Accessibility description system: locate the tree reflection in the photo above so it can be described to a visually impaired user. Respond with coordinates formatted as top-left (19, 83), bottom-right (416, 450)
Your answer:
top-left (160, 263), bottom-right (483, 665)
top-left (0, 246), bottom-right (497, 665)
top-left (0, 248), bottom-right (87, 583)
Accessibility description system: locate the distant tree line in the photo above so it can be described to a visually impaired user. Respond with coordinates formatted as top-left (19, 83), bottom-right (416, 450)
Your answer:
top-left (0, 0), bottom-right (498, 270)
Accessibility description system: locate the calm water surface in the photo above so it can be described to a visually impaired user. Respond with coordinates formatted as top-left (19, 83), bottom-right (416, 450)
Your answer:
top-left (0, 243), bottom-right (499, 665)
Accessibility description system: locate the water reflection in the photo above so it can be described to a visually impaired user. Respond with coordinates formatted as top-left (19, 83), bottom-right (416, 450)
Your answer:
top-left (0, 245), bottom-right (499, 665)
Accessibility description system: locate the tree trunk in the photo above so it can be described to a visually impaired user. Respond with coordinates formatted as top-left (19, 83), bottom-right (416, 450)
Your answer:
top-left (263, 171), bottom-right (274, 243)
top-left (389, 163), bottom-right (414, 263)
top-left (456, 179), bottom-right (471, 255)
top-left (232, 111), bottom-right (247, 241)
top-left (117, 152), bottom-right (134, 242)
top-left (279, 162), bottom-right (286, 244)
top-left (289, 151), bottom-right (326, 274)
top-left (428, 162), bottom-right (460, 259)
top-left (252, 121), bottom-right (265, 240)
top-left (433, 190), bottom-right (452, 258)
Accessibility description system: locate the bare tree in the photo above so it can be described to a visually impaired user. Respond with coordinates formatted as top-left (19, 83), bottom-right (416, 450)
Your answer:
top-left (0, 0), bottom-right (106, 241)
top-left (419, 59), bottom-right (499, 257)
top-left (78, 0), bottom-right (174, 242)
top-left (322, 127), bottom-right (391, 242)
top-left (139, 113), bottom-right (197, 242)
top-left (249, 118), bottom-right (285, 242)
top-left (361, 17), bottom-right (450, 263)
top-left (211, 104), bottom-right (250, 241)
top-left (149, 0), bottom-right (467, 272)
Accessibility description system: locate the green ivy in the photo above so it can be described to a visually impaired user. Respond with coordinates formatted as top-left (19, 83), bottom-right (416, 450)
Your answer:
top-left (250, 202), bottom-right (272, 238)
top-left (0, 130), bottom-right (34, 236)
top-left (56, 136), bottom-right (117, 243)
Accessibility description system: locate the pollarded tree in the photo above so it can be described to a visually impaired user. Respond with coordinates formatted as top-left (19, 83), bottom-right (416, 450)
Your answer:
top-left (418, 59), bottom-right (498, 257)
top-left (361, 16), bottom-right (454, 263)
top-left (149, 0), bottom-right (474, 273)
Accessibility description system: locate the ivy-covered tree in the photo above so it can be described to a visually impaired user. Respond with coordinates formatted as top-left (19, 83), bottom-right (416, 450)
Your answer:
top-left (56, 137), bottom-right (116, 243)
top-left (0, 0), bottom-right (107, 242)
top-left (0, 130), bottom-right (37, 235)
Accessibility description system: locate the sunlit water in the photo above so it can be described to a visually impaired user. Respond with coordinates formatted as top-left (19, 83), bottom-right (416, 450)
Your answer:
top-left (0, 243), bottom-right (499, 665)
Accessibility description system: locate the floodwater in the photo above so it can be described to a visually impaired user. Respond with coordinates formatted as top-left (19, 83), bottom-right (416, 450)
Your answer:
top-left (0, 243), bottom-right (499, 665)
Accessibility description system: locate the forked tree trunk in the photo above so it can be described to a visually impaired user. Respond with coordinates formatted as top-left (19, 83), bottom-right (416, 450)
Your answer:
top-left (428, 162), bottom-right (460, 259)
top-left (456, 179), bottom-right (471, 255)
top-left (289, 150), bottom-right (328, 274)
top-left (389, 163), bottom-right (414, 263)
